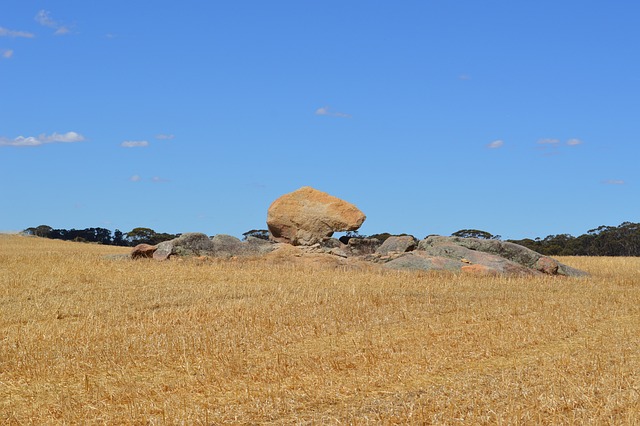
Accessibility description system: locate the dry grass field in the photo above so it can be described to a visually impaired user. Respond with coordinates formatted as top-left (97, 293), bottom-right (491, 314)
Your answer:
top-left (1, 234), bottom-right (639, 424)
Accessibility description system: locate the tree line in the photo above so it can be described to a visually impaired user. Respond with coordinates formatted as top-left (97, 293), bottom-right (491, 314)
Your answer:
top-left (21, 222), bottom-right (640, 256)
top-left (22, 225), bottom-right (180, 247)
top-left (507, 222), bottom-right (640, 257)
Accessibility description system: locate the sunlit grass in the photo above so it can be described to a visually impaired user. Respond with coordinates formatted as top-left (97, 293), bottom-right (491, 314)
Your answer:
top-left (1, 234), bottom-right (639, 424)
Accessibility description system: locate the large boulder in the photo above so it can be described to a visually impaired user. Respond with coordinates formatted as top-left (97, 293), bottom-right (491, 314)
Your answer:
top-left (267, 186), bottom-right (366, 246)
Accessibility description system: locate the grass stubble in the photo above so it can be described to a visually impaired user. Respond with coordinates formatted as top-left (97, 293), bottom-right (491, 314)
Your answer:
top-left (0, 234), bottom-right (639, 424)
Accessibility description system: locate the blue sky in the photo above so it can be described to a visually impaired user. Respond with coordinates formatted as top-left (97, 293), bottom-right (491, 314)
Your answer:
top-left (1, 1), bottom-right (638, 240)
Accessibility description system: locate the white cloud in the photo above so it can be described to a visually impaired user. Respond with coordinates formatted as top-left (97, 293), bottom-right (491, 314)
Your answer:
top-left (43, 131), bottom-right (85, 143)
top-left (130, 175), bottom-right (142, 182)
top-left (2, 136), bottom-right (40, 146)
top-left (155, 134), bottom-right (175, 140)
top-left (487, 139), bottom-right (504, 149)
top-left (151, 176), bottom-right (169, 183)
top-left (315, 106), bottom-right (351, 118)
top-left (35, 10), bottom-right (70, 35)
top-left (1, 49), bottom-right (13, 59)
top-left (0, 131), bottom-right (85, 147)
top-left (121, 140), bottom-right (149, 148)
top-left (0, 26), bottom-right (35, 38)
top-left (603, 179), bottom-right (625, 185)
top-left (567, 138), bottom-right (583, 146)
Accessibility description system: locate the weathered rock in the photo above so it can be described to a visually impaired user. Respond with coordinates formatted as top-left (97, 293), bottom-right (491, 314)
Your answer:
top-left (131, 243), bottom-right (157, 259)
top-left (327, 248), bottom-right (349, 258)
top-left (382, 252), bottom-right (461, 271)
top-left (320, 238), bottom-right (344, 249)
top-left (383, 249), bottom-right (538, 275)
top-left (535, 256), bottom-right (559, 275)
top-left (264, 243), bottom-right (376, 271)
top-left (137, 233), bottom-right (277, 261)
top-left (267, 186), bottom-right (366, 246)
top-left (347, 238), bottom-right (382, 256)
top-left (244, 236), bottom-right (277, 256)
top-left (153, 241), bottom-right (173, 260)
top-left (416, 236), bottom-right (588, 277)
top-left (206, 234), bottom-right (276, 258)
top-left (171, 233), bottom-right (215, 257)
top-left (210, 234), bottom-right (244, 258)
top-left (461, 264), bottom-right (500, 275)
top-left (375, 235), bottom-right (417, 255)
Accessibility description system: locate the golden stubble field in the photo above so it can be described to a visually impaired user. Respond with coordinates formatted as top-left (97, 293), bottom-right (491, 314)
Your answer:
top-left (1, 234), bottom-right (639, 424)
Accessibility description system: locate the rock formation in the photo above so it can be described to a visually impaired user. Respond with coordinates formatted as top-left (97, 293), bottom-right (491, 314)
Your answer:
top-left (128, 186), bottom-right (588, 277)
top-left (378, 236), bottom-right (587, 276)
top-left (266, 186), bottom-right (366, 245)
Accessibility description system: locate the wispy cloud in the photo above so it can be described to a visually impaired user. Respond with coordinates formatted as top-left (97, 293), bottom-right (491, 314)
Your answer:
top-left (35, 10), bottom-right (70, 35)
top-left (603, 179), bottom-right (625, 185)
top-left (1, 49), bottom-right (13, 59)
top-left (537, 137), bottom-right (583, 156)
top-left (128, 175), bottom-right (170, 183)
top-left (121, 140), bottom-right (149, 148)
top-left (155, 134), bottom-right (175, 140)
top-left (0, 26), bottom-right (35, 38)
top-left (0, 131), bottom-right (85, 147)
top-left (458, 74), bottom-right (471, 81)
top-left (487, 139), bottom-right (504, 149)
top-left (315, 106), bottom-right (352, 118)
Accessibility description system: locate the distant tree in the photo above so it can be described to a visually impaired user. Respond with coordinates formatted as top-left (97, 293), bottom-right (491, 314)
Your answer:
top-left (126, 227), bottom-right (159, 245)
top-left (451, 229), bottom-right (501, 240)
top-left (112, 229), bottom-right (126, 246)
top-left (49, 228), bottom-right (70, 241)
top-left (125, 227), bottom-right (178, 246)
top-left (242, 229), bottom-right (270, 241)
top-left (22, 224), bottom-right (179, 246)
top-left (508, 222), bottom-right (640, 256)
top-left (85, 227), bottom-right (113, 245)
top-left (22, 225), bottom-right (53, 238)
top-left (587, 222), bottom-right (640, 256)
top-left (542, 234), bottom-right (575, 256)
